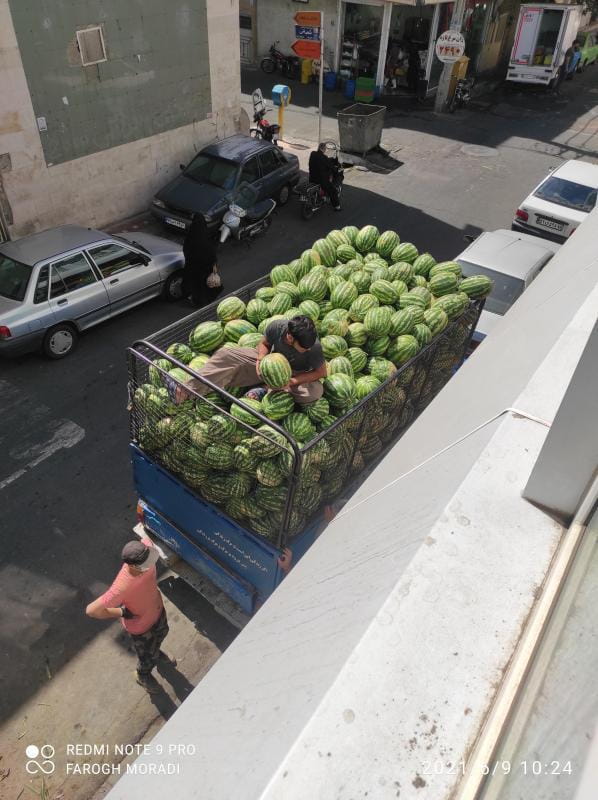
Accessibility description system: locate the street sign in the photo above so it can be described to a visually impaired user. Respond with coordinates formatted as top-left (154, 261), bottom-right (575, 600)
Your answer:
top-left (294, 11), bottom-right (322, 27)
top-left (291, 40), bottom-right (321, 59)
top-left (435, 30), bottom-right (465, 63)
top-left (295, 25), bottom-right (320, 41)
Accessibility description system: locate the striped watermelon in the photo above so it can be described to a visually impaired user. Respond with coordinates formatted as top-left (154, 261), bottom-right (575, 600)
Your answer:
top-left (459, 275), bottom-right (493, 298)
top-left (399, 291), bottom-right (427, 310)
top-left (327, 273), bottom-right (345, 293)
top-left (228, 472), bottom-right (253, 498)
top-left (355, 225), bottom-right (380, 253)
top-left (328, 356), bottom-right (353, 377)
top-left (259, 353), bottom-right (292, 389)
top-left (376, 230), bottom-right (400, 258)
top-left (336, 243), bottom-right (358, 263)
top-left (232, 443), bottom-right (259, 472)
top-left (284, 412), bottom-right (316, 441)
top-left (246, 298), bottom-right (270, 325)
top-left (413, 323), bottom-right (433, 348)
top-left (367, 357), bottom-right (396, 382)
top-left (321, 335), bottom-right (348, 359)
top-left (275, 281), bottom-right (301, 302)
top-left (369, 279), bottom-right (397, 305)
top-left (331, 281), bottom-right (359, 310)
top-left (261, 390), bottom-right (295, 421)
top-left (346, 322), bottom-right (368, 347)
top-left (305, 397), bottom-right (330, 423)
top-left (412, 275), bottom-right (428, 288)
top-left (429, 272), bottom-right (459, 297)
top-left (355, 375), bottom-right (381, 399)
top-left (370, 266), bottom-right (390, 283)
top-left (320, 315), bottom-right (349, 337)
top-left (224, 319), bottom-right (257, 343)
top-left (203, 443), bottom-right (234, 470)
top-left (349, 269), bottom-right (371, 294)
top-left (390, 262), bottom-right (415, 284)
top-left (298, 272), bottom-right (328, 302)
top-left (364, 251), bottom-right (386, 263)
top-left (217, 296), bottom-right (246, 322)
top-left (256, 460), bottom-right (284, 487)
top-left (270, 264), bottom-right (296, 285)
top-left (255, 286), bottom-right (277, 301)
top-left (195, 391), bottom-right (227, 419)
top-left (189, 321), bottom-right (224, 353)
top-left (410, 286), bottom-right (432, 306)
top-left (390, 242), bottom-right (418, 264)
top-left (251, 425), bottom-right (288, 458)
top-left (300, 249), bottom-right (322, 270)
top-left (323, 373), bottom-right (356, 406)
top-left (341, 225), bottom-right (359, 246)
top-left (363, 306), bottom-right (392, 337)
top-left (258, 315), bottom-right (284, 335)
top-left (366, 336), bottom-right (390, 357)
top-left (207, 413), bottom-right (237, 441)
top-left (433, 293), bottom-right (468, 320)
top-left (166, 343), bottom-right (194, 364)
top-left (237, 332), bottom-right (263, 348)
top-left (293, 258), bottom-right (311, 281)
top-left (349, 293), bottom-right (379, 322)
top-left (327, 229), bottom-right (350, 247)
top-left (312, 237), bottom-right (338, 267)
top-left (230, 398), bottom-right (262, 427)
top-left (388, 335), bottom-right (420, 366)
top-left (423, 306), bottom-right (449, 336)
top-left (413, 252), bottom-right (436, 277)
top-left (269, 293), bottom-right (293, 315)
top-left (346, 346), bottom-right (368, 374)
top-left (332, 263), bottom-right (353, 280)
top-left (390, 307), bottom-right (419, 336)
top-left (429, 261), bottom-right (462, 279)
top-left (298, 299), bottom-right (320, 321)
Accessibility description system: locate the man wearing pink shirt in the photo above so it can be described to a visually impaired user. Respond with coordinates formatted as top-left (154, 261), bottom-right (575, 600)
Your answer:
top-left (86, 539), bottom-right (174, 694)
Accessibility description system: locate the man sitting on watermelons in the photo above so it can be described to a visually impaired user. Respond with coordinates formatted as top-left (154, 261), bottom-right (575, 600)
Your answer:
top-left (179, 315), bottom-right (326, 405)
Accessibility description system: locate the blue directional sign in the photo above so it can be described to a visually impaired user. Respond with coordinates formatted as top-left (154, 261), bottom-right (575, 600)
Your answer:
top-left (295, 25), bottom-right (320, 41)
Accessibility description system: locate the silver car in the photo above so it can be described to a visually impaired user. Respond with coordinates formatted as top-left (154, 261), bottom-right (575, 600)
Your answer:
top-left (0, 225), bottom-right (184, 359)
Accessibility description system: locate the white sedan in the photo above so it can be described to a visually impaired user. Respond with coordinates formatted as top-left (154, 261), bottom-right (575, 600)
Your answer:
top-left (512, 159), bottom-right (598, 244)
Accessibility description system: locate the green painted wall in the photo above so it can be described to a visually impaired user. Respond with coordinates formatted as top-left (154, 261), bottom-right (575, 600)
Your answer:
top-left (9, 0), bottom-right (211, 165)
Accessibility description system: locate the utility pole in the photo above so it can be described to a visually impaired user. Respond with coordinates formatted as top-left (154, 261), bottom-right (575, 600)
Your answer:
top-left (318, 12), bottom-right (324, 145)
top-left (434, 0), bottom-right (466, 113)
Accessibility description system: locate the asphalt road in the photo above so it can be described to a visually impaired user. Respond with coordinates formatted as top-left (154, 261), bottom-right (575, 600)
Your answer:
top-left (2, 68), bottom-right (597, 729)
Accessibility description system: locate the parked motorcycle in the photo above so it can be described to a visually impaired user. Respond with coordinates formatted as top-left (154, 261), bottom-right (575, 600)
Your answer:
top-left (250, 105), bottom-right (280, 145)
top-left (219, 183), bottom-right (276, 244)
top-left (449, 77), bottom-right (475, 112)
top-left (260, 42), bottom-right (294, 76)
top-left (296, 143), bottom-right (344, 220)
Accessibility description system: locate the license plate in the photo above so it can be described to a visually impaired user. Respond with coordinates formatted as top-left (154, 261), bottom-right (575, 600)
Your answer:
top-left (536, 217), bottom-right (564, 232)
top-left (165, 217), bottom-right (187, 230)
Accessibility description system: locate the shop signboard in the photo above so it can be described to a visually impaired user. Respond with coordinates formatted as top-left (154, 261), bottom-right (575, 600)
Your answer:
top-left (435, 30), bottom-right (466, 63)
top-left (295, 26), bottom-right (320, 41)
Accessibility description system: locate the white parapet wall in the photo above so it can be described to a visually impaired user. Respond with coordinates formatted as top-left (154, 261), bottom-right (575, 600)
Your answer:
top-left (106, 209), bottom-right (598, 800)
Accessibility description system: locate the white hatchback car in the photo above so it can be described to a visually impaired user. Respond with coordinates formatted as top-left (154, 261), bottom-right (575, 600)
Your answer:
top-left (512, 159), bottom-right (598, 244)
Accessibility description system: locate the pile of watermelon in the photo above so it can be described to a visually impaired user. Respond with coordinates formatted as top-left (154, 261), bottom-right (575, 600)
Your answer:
top-left (133, 225), bottom-right (491, 542)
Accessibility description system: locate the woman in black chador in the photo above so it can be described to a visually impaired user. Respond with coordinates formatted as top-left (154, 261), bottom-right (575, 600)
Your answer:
top-left (182, 214), bottom-right (221, 307)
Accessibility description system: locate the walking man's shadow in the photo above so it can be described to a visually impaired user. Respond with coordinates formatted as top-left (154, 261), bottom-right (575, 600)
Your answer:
top-left (156, 659), bottom-right (195, 703)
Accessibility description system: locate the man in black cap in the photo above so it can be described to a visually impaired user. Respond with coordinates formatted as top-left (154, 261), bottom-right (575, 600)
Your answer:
top-left (86, 538), bottom-right (174, 694)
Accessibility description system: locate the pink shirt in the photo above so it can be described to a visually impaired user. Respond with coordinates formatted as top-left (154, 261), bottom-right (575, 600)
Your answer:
top-left (100, 540), bottom-right (163, 634)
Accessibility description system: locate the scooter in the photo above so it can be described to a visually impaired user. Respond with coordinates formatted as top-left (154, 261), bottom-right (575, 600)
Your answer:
top-left (260, 42), bottom-right (294, 76)
top-left (219, 182), bottom-right (276, 244)
top-left (296, 143), bottom-right (344, 220)
top-left (448, 77), bottom-right (475, 112)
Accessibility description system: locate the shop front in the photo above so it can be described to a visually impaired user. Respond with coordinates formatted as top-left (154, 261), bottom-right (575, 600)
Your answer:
top-left (334, 0), bottom-right (491, 99)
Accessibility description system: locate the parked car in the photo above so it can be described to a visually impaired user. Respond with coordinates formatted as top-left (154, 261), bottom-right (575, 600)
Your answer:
top-left (512, 159), bottom-right (598, 243)
top-left (0, 225), bottom-right (184, 359)
top-left (577, 25), bottom-right (598, 71)
top-left (151, 134), bottom-right (300, 233)
top-left (455, 229), bottom-right (560, 346)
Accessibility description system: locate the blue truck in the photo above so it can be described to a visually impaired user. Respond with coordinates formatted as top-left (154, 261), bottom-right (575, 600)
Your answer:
top-left (128, 276), bottom-right (481, 626)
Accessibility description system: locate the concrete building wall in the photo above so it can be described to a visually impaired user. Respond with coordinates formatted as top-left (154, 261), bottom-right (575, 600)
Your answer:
top-left (255, 0), bottom-right (339, 66)
top-left (0, 0), bottom-right (241, 238)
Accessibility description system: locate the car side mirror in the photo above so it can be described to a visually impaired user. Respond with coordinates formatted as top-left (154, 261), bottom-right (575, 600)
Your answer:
top-left (463, 234), bottom-right (475, 244)
top-left (137, 255), bottom-right (150, 266)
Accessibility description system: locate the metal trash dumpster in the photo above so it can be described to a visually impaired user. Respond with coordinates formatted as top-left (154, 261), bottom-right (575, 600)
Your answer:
top-left (337, 103), bottom-right (386, 156)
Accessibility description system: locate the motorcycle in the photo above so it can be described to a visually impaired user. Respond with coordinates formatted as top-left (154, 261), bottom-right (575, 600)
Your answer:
top-left (219, 182), bottom-right (276, 244)
top-left (448, 77), bottom-right (475, 112)
top-left (296, 143), bottom-right (344, 220)
top-left (250, 106), bottom-right (280, 145)
top-left (260, 42), bottom-right (294, 76)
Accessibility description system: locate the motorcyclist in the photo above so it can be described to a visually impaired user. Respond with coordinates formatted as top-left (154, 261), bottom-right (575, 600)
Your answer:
top-left (308, 143), bottom-right (341, 211)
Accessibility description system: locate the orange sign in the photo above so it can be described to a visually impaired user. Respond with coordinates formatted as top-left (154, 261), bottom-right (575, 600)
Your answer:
top-left (294, 11), bottom-right (322, 27)
top-left (291, 40), bottom-right (322, 59)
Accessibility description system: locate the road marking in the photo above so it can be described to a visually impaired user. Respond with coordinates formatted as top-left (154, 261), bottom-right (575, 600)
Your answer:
top-left (0, 420), bottom-right (85, 490)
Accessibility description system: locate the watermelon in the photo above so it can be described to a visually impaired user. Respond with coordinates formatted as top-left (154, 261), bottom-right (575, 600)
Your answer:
top-left (366, 336), bottom-right (390, 357)
top-left (341, 225), bottom-right (359, 246)
top-left (376, 230), bottom-right (400, 258)
top-left (320, 315), bottom-right (349, 338)
top-left (327, 274), bottom-right (345, 293)
top-left (217, 296), bottom-right (246, 322)
top-left (433, 293), bottom-right (468, 319)
top-left (429, 272), bottom-right (459, 297)
top-left (298, 299), bottom-right (320, 321)
top-left (258, 315), bottom-right (285, 335)
top-left (189, 321), bottom-right (225, 354)
top-left (429, 261), bottom-right (462, 279)
top-left (321, 335), bottom-right (348, 359)
top-left (355, 375), bottom-right (381, 399)
top-left (332, 263), bottom-right (353, 280)
top-left (390, 307), bottom-right (418, 336)
top-left (148, 358), bottom-right (174, 387)
top-left (363, 306), bottom-right (392, 337)
top-left (412, 275), bottom-right (428, 288)
top-left (346, 347), bottom-right (368, 374)
top-left (370, 267), bottom-right (390, 284)
top-left (298, 272), bottom-right (328, 302)
top-left (413, 323), bottom-right (433, 348)
top-left (331, 281), bottom-right (359, 310)
top-left (206, 413), bottom-right (237, 441)
top-left (275, 280), bottom-right (301, 302)
top-left (293, 258), bottom-right (311, 281)
top-left (399, 291), bottom-right (427, 310)
top-left (423, 306), bottom-right (449, 336)
top-left (391, 242), bottom-right (418, 264)
top-left (312, 237), bottom-right (338, 267)
top-left (369, 279), bottom-right (397, 305)
top-left (195, 391), bottom-right (226, 420)
top-left (251, 425), bottom-right (288, 458)
top-left (168, 368), bottom-right (192, 387)
top-left (230, 398), bottom-right (263, 427)
top-left (284, 412), bottom-right (317, 442)
top-left (224, 319), bottom-right (257, 343)
top-left (323, 373), bottom-right (356, 406)
top-left (459, 275), bottom-right (493, 298)
top-left (349, 293), bottom-right (379, 322)
top-left (390, 279), bottom-right (409, 299)
top-left (270, 264), bottom-right (295, 285)
top-left (300, 249), bottom-right (322, 270)
top-left (367, 358), bottom-right (396, 382)
top-left (328, 356), bottom-right (354, 377)
top-left (327, 228), bottom-right (350, 247)
top-left (256, 460), bottom-right (285, 487)
top-left (336, 243), bottom-right (358, 263)
top-left (203, 443), bottom-right (234, 470)
top-left (259, 353), bottom-right (292, 389)
top-left (413, 253), bottom-right (436, 277)
top-left (305, 397), bottom-right (330, 423)
top-left (269, 293), bottom-right (293, 315)
top-left (255, 286), bottom-right (277, 301)
top-left (410, 286), bottom-right (432, 306)
top-left (388, 335), bottom-right (420, 365)
top-left (390, 262), bottom-right (415, 283)
top-left (237, 332), bottom-right (263, 348)
top-left (348, 269), bottom-right (371, 294)
top-left (232, 443), bottom-right (259, 472)
top-left (346, 322), bottom-right (368, 347)
top-left (166, 343), bottom-right (194, 364)
top-left (261, 390), bottom-right (295, 421)
top-left (355, 225), bottom-right (380, 253)
top-left (227, 472), bottom-right (253, 498)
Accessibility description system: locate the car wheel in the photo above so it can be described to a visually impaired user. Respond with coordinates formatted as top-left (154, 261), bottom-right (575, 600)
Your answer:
top-left (43, 323), bottom-right (78, 359)
top-left (163, 269), bottom-right (185, 301)
top-left (277, 184), bottom-right (291, 206)
top-left (301, 201), bottom-right (315, 220)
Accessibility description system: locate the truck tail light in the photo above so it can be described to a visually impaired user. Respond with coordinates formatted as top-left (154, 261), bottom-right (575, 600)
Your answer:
top-left (136, 501), bottom-right (145, 525)
top-left (515, 208), bottom-right (529, 222)
top-left (0, 326), bottom-right (11, 339)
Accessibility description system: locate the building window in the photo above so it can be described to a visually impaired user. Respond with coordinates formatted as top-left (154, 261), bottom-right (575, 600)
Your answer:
top-left (76, 26), bottom-right (107, 66)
